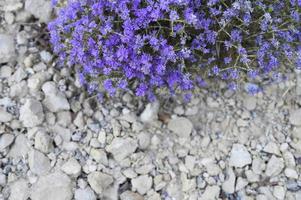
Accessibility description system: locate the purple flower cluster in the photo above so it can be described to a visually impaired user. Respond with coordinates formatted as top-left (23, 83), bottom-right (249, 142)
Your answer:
top-left (48, 0), bottom-right (301, 100)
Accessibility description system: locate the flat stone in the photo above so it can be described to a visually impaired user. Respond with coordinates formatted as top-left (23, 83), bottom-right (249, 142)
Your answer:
top-left (24, 0), bottom-right (52, 22)
top-left (9, 134), bottom-right (30, 158)
top-left (229, 144), bottom-right (252, 168)
top-left (284, 168), bottom-right (298, 179)
top-left (28, 149), bottom-right (51, 175)
top-left (263, 142), bottom-right (281, 156)
top-left (87, 171), bottom-right (113, 195)
top-left (222, 168), bottom-right (236, 194)
top-left (0, 107), bottom-right (13, 122)
top-left (265, 155), bottom-right (284, 177)
top-left (273, 186), bottom-right (286, 200)
top-left (201, 185), bottom-right (220, 200)
top-left (106, 137), bottom-right (137, 162)
top-left (0, 133), bottom-right (14, 150)
top-left (235, 177), bottom-right (248, 191)
top-left (31, 171), bottom-right (73, 200)
top-left (0, 34), bottom-right (15, 63)
top-left (167, 117), bottom-right (193, 137)
top-left (131, 175), bottom-right (153, 195)
top-left (42, 82), bottom-right (70, 112)
top-left (74, 187), bottom-right (96, 200)
top-left (19, 99), bottom-right (44, 127)
top-left (9, 179), bottom-right (29, 200)
top-left (289, 109), bottom-right (301, 126)
top-left (61, 158), bottom-right (81, 178)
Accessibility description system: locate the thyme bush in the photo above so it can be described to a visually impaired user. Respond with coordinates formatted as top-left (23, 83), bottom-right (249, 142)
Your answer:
top-left (49, 0), bottom-right (301, 101)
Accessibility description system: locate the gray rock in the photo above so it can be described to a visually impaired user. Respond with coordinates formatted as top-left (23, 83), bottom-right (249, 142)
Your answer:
top-left (289, 109), bottom-right (301, 126)
top-left (87, 171), bottom-right (113, 195)
top-left (61, 158), bottom-right (81, 178)
top-left (24, 0), bottom-right (52, 23)
top-left (27, 72), bottom-right (51, 91)
top-left (265, 155), bottom-right (284, 177)
top-left (0, 107), bottom-right (13, 122)
top-left (139, 101), bottom-right (159, 123)
top-left (131, 175), bottom-right (153, 195)
top-left (74, 187), bottom-right (96, 200)
top-left (201, 186), bottom-right (220, 200)
top-left (235, 177), bottom-right (248, 191)
top-left (28, 149), bottom-right (51, 175)
top-left (19, 99), bottom-right (44, 127)
top-left (9, 179), bottom-right (29, 200)
top-left (263, 142), bottom-right (281, 156)
top-left (0, 34), bottom-right (15, 63)
top-left (34, 130), bottom-right (53, 153)
top-left (167, 117), bottom-right (193, 137)
top-left (10, 81), bottom-right (28, 98)
top-left (0, 173), bottom-right (6, 186)
top-left (31, 171), bottom-right (73, 200)
top-left (106, 137), bottom-right (137, 162)
top-left (137, 132), bottom-right (151, 149)
top-left (229, 144), bottom-right (252, 168)
top-left (9, 134), bottom-right (30, 158)
top-left (222, 168), bottom-right (236, 194)
top-left (90, 148), bottom-right (108, 165)
top-left (120, 191), bottom-right (144, 200)
top-left (42, 82), bottom-right (70, 112)
top-left (284, 168), bottom-right (298, 179)
top-left (273, 186), bottom-right (285, 200)
top-left (0, 133), bottom-right (14, 150)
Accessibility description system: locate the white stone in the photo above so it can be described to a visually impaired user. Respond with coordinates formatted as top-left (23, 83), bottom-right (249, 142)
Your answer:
top-left (235, 177), bottom-right (248, 191)
top-left (87, 171), bottom-right (113, 195)
top-left (0, 34), bottom-right (15, 63)
top-left (222, 168), bottom-right (236, 194)
top-left (289, 109), bottom-right (301, 126)
top-left (9, 179), bottom-right (29, 200)
top-left (28, 149), bottom-right (51, 175)
top-left (8, 134), bottom-right (30, 158)
top-left (120, 191), bottom-right (143, 200)
top-left (19, 99), bottom-right (44, 127)
top-left (263, 142), bottom-right (281, 156)
top-left (90, 148), bottom-right (108, 165)
top-left (201, 186), bottom-right (220, 200)
top-left (139, 101), bottom-right (159, 123)
top-left (137, 132), bottom-right (151, 149)
top-left (10, 81), bottom-right (28, 98)
top-left (273, 186), bottom-right (286, 200)
top-left (106, 137), bottom-right (137, 162)
top-left (34, 130), bottom-right (53, 153)
top-left (265, 156), bottom-right (284, 177)
top-left (131, 175), bottom-right (153, 195)
top-left (31, 171), bottom-right (72, 200)
top-left (27, 72), bottom-right (51, 91)
top-left (284, 168), bottom-right (298, 179)
top-left (0, 107), bottom-right (13, 122)
top-left (167, 117), bottom-right (193, 138)
top-left (0, 133), bottom-right (14, 150)
top-left (74, 111), bottom-right (85, 129)
top-left (229, 144), bottom-right (252, 168)
top-left (42, 82), bottom-right (70, 112)
top-left (74, 187), bottom-right (96, 200)
top-left (24, 0), bottom-right (52, 23)
top-left (61, 158), bottom-right (81, 178)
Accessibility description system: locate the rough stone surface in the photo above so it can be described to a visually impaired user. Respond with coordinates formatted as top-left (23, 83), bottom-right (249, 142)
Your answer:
top-left (0, 107), bottom-right (13, 122)
top-left (61, 158), bottom-right (81, 178)
top-left (42, 82), bottom-right (70, 112)
top-left (9, 179), bottom-right (29, 200)
top-left (20, 99), bottom-right (44, 127)
top-left (87, 171), bottom-right (114, 195)
top-left (265, 156), bottom-right (285, 177)
top-left (24, 0), bottom-right (52, 22)
top-left (74, 188), bottom-right (96, 200)
top-left (131, 175), bottom-right (153, 195)
top-left (0, 133), bottom-right (14, 150)
top-left (34, 130), bottom-right (53, 153)
top-left (106, 137), bottom-right (138, 162)
top-left (289, 109), bottom-right (301, 126)
top-left (0, 34), bottom-right (15, 63)
top-left (229, 144), bottom-right (252, 168)
top-left (167, 117), bottom-right (193, 137)
top-left (30, 171), bottom-right (73, 200)
top-left (28, 149), bottom-right (51, 175)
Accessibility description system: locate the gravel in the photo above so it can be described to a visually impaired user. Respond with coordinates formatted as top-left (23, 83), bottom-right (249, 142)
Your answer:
top-left (0, 2), bottom-right (301, 199)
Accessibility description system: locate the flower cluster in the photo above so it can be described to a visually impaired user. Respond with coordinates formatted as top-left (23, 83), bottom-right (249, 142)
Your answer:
top-left (49, 0), bottom-right (301, 101)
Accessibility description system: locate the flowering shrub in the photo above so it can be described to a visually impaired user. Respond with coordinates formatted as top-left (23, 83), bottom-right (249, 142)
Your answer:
top-left (49, 0), bottom-right (301, 101)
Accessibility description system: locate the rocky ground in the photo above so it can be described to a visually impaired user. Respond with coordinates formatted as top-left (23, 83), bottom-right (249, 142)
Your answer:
top-left (1, 0), bottom-right (301, 200)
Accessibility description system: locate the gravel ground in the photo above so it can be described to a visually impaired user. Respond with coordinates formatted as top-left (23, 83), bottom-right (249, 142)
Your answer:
top-left (0, 1), bottom-right (301, 200)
